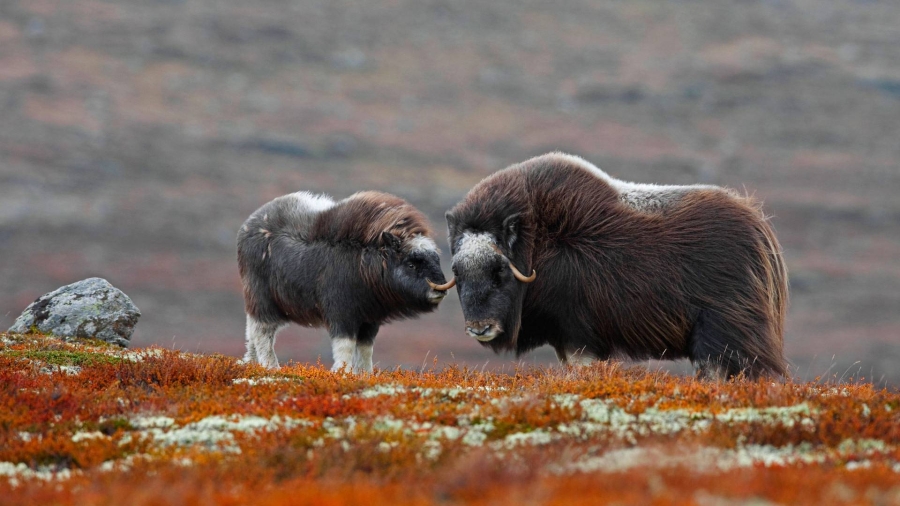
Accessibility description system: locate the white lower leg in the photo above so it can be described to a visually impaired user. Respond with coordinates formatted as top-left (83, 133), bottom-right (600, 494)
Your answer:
top-left (566, 348), bottom-right (594, 367)
top-left (246, 317), bottom-right (281, 369)
top-left (331, 337), bottom-right (356, 372)
top-left (354, 342), bottom-right (374, 373)
top-left (242, 327), bottom-right (258, 364)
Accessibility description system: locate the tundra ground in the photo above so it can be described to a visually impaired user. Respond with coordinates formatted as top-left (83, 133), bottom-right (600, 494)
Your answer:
top-left (2, 333), bottom-right (899, 505)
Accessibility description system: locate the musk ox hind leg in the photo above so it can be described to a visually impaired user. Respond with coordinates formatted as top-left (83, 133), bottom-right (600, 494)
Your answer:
top-left (353, 323), bottom-right (380, 374)
top-left (245, 316), bottom-right (285, 369)
top-left (688, 309), bottom-right (779, 380)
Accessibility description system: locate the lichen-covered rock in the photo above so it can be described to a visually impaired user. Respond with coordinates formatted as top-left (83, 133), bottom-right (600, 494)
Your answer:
top-left (8, 277), bottom-right (141, 347)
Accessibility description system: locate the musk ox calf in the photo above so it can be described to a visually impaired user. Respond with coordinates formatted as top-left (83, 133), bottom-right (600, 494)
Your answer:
top-left (445, 152), bottom-right (788, 379)
top-left (237, 191), bottom-right (453, 372)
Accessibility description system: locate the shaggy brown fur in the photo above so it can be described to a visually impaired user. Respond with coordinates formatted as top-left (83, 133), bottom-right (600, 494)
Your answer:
top-left (309, 191), bottom-right (433, 247)
top-left (446, 153), bottom-right (788, 379)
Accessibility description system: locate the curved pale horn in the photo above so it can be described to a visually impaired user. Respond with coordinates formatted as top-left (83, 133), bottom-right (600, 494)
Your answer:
top-left (427, 278), bottom-right (456, 291)
top-left (509, 262), bottom-right (537, 283)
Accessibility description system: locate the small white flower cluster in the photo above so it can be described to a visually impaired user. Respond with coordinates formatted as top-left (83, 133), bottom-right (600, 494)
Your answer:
top-left (547, 397), bottom-right (819, 445)
top-left (498, 430), bottom-right (554, 449)
top-left (71, 431), bottom-right (107, 443)
top-left (232, 377), bottom-right (297, 386)
top-left (40, 364), bottom-right (83, 376)
top-left (550, 437), bottom-right (899, 475)
top-left (127, 414), bottom-right (312, 454)
top-left (357, 384), bottom-right (410, 399)
top-left (354, 383), bottom-right (490, 401)
top-left (8, 357), bottom-right (83, 377)
top-left (305, 413), bottom-right (497, 462)
top-left (118, 348), bottom-right (166, 363)
top-left (0, 462), bottom-right (74, 488)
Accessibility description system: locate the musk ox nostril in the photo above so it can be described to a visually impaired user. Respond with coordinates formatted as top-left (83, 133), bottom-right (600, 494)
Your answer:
top-left (466, 324), bottom-right (492, 336)
top-left (466, 323), bottom-right (499, 342)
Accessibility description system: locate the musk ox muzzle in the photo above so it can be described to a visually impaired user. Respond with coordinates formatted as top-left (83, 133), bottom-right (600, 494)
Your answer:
top-left (450, 231), bottom-right (536, 346)
top-left (465, 320), bottom-right (502, 341)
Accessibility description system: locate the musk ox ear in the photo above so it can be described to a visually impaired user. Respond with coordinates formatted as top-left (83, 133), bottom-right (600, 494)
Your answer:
top-left (502, 213), bottom-right (521, 249)
top-left (445, 211), bottom-right (459, 251)
top-left (381, 231), bottom-right (402, 251)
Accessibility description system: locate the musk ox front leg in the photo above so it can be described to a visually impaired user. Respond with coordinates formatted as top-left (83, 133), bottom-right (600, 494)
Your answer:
top-left (326, 313), bottom-right (363, 372)
top-left (330, 323), bottom-right (379, 373)
top-left (353, 323), bottom-right (380, 374)
top-left (330, 335), bottom-right (356, 372)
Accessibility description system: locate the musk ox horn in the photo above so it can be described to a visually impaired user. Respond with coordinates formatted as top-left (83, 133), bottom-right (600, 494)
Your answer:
top-left (509, 263), bottom-right (536, 283)
top-left (427, 278), bottom-right (456, 291)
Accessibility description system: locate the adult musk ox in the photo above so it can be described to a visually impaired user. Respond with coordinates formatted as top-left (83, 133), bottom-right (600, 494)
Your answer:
top-left (237, 191), bottom-right (453, 373)
top-left (445, 152), bottom-right (788, 379)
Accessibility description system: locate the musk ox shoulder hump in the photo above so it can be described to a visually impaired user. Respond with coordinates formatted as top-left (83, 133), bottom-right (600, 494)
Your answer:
top-left (313, 191), bottom-right (436, 249)
top-left (537, 152), bottom-right (722, 214)
top-left (281, 191), bottom-right (336, 217)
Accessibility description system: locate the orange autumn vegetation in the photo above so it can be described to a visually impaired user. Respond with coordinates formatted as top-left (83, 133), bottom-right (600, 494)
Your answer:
top-left (1, 332), bottom-right (899, 505)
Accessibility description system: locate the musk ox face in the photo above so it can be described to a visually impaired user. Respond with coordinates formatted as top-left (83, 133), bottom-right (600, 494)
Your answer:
top-left (447, 214), bottom-right (535, 348)
top-left (382, 232), bottom-right (451, 311)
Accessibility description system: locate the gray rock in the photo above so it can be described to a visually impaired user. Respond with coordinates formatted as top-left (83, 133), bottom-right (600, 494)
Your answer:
top-left (8, 277), bottom-right (141, 347)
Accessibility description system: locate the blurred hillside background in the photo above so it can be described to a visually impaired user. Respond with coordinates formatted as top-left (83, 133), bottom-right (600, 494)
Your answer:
top-left (1, 0), bottom-right (898, 384)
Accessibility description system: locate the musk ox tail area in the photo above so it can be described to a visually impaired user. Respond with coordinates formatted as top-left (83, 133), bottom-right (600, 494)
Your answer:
top-left (691, 195), bottom-right (789, 380)
top-left (752, 206), bottom-right (790, 375)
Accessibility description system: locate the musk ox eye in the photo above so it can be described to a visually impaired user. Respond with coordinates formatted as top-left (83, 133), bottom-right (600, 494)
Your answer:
top-left (491, 265), bottom-right (504, 286)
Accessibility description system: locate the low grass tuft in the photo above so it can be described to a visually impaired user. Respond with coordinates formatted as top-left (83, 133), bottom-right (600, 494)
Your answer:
top-left (6, 350), bottom-right (124, 367)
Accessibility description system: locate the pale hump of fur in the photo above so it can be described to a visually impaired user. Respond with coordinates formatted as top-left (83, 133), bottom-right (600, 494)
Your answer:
top-left (286, 191), bottom-right (336, 214)
top-left (543, 152), bottom-right (720, 213)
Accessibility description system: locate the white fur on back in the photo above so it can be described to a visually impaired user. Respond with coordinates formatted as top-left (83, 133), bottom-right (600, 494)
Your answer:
top-left (545, 152), bottom-right (717, 213)
top-left (407, 234), bottom-right (440, 254)
top-left (286, 191), bottom-right (335, 217)
top-left (454, 232), bottom-right (499, 269)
